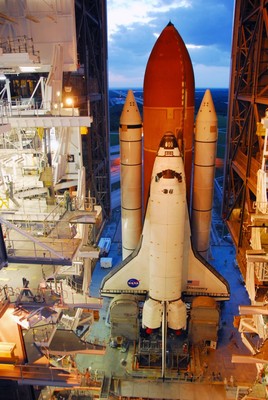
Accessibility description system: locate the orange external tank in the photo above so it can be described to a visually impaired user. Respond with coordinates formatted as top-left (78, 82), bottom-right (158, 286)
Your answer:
top-left (143, 21), bottom-right (195, 207)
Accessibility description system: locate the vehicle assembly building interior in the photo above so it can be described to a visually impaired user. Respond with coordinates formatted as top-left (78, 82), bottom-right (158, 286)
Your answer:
top-left (0, 1), bottom-right (267, 400)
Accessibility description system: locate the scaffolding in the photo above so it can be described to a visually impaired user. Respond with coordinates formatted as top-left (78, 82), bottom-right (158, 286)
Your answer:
top-left (75, 0), bottom-right (111, 219)
top-left (223, 0), bottom-right (268, 280)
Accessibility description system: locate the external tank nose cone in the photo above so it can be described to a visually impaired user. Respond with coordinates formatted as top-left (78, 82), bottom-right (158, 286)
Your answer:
top-left (143, 23), bottom-right (194, 107)
top-left (167, 21), bottom-right (174, 27)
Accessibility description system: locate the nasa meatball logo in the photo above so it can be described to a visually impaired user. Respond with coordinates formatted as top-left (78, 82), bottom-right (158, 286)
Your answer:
top-left (127, 278), bottom-right (139, 288)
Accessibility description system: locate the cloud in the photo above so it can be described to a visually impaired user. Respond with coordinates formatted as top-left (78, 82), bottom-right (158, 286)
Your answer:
top-left (107, 0), bottom-right (191, 40)
top-left (107, 0), bottom-right (234, 88)
top-left (188, 44), bottom-right (231, 67)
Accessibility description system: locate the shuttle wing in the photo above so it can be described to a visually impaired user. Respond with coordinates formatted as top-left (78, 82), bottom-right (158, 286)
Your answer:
top-left (101, 190), bottom-right (230, 301)
top-left (182, 208), bottom-right (230, 300)
top-left (185, 245), bottom-right (230, 299)
top-left (100, 205), bottom-right (151, 296)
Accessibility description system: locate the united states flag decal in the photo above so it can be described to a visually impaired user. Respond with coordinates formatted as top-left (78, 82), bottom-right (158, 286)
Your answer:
top-left (187, 280), bottom-right (200, 286)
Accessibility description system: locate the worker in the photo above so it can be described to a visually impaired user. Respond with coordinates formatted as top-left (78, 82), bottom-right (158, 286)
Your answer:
top-left (64, 190), bottom-right (72, 211)
top-left (84, 368), bottom-right (91, 385)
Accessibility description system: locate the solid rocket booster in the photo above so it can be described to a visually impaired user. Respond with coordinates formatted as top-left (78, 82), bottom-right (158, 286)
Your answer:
top-left (143, 22), bottom-right (195, 207)
top-left (119, 90), bottom-right (143, 259)
top-left (191, 89), bottom-right (218, 259)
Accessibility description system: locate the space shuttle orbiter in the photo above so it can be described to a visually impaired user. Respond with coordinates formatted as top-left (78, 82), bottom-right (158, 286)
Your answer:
top-left (100, 133), bottom-right (230, 331)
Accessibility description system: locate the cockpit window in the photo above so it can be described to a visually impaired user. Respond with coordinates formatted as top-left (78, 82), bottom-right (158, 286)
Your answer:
top-left (159, 134), bottom-right (178, 150)
top-left (162, 169), bottom-right (175, 178)
top-left (155, 170), bottom-right (182, 182)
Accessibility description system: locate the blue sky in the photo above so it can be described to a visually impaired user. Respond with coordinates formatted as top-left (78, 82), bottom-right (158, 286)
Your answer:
top-left (107, 0), bottom-right (234, 88)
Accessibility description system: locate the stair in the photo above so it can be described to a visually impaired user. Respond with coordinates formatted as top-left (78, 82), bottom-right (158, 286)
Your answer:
top-left (100, 375), bottom-right (111, 399)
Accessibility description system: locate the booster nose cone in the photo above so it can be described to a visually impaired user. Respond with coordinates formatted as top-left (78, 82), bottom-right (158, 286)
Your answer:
top-left (196, 89), bottom-right (217, 131)
top-left (120, 90), bottom-right (142, 127)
